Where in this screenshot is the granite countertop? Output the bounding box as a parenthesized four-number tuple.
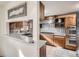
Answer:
(41, 32, 54, 34)
(5, 34, 46, 48)
(41, 31, 66, 36)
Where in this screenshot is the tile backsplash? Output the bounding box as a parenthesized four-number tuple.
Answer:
(41, 23, 65, 35)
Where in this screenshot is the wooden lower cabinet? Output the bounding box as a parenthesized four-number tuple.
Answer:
(40, 34, 65, 48)
(65, 45, 77, 51)
(40, 34, 46, 40)
(40, 34, 77, 51)
(40, 34, 54, 46)
(54, 35, 65, 48)
(40, 45, 46, 57)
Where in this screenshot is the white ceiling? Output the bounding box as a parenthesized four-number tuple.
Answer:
(42, 1, 79, 16)
(0, 1, 9, 6)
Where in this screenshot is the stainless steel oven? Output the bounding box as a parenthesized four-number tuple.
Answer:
(66, 26, 76, 36)
(66, 25, 76, 45)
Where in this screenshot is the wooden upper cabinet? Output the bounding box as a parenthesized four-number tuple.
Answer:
(9, 22, 23, 33)
(40, 2, 45, 21)
(65, 14, 76, 28)
(9, 21, 26, 33)
(16, 22, 23, 29)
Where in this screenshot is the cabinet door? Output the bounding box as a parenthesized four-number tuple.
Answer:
(54, 36, 65, 48)
(16, 22, 23, 29)
(40, 34, 54, 45)
(40, 2, 45, 20)
(40, 45, 46, 57)
(65, 16, 76, 28)
(40, 34, 46, 40)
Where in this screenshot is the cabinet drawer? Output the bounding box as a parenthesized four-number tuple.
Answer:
(65, 45, 77, 51)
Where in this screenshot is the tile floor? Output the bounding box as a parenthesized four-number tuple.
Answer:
(46, 45, 77, 57)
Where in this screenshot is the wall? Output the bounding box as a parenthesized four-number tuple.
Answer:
(1, 1, 39, 41)
(0, 1, 39, 57)
(0, 5, 7, 34)
(0, 5, 7, 56)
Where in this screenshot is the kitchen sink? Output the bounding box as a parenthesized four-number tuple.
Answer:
(22, 33, 32, 37)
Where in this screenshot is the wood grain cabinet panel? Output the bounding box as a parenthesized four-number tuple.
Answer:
(16, 22, 23, 29)
(40, 34, 46, 40)
(65, 15, 76, 28)
(54, 35, 65, 48)
(65, 45, 77, 51)
(40, 45, 46, 57)
(40, 2, 45, 21)
(40, 34, 54, 45)
(40, 34, 66, 48)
